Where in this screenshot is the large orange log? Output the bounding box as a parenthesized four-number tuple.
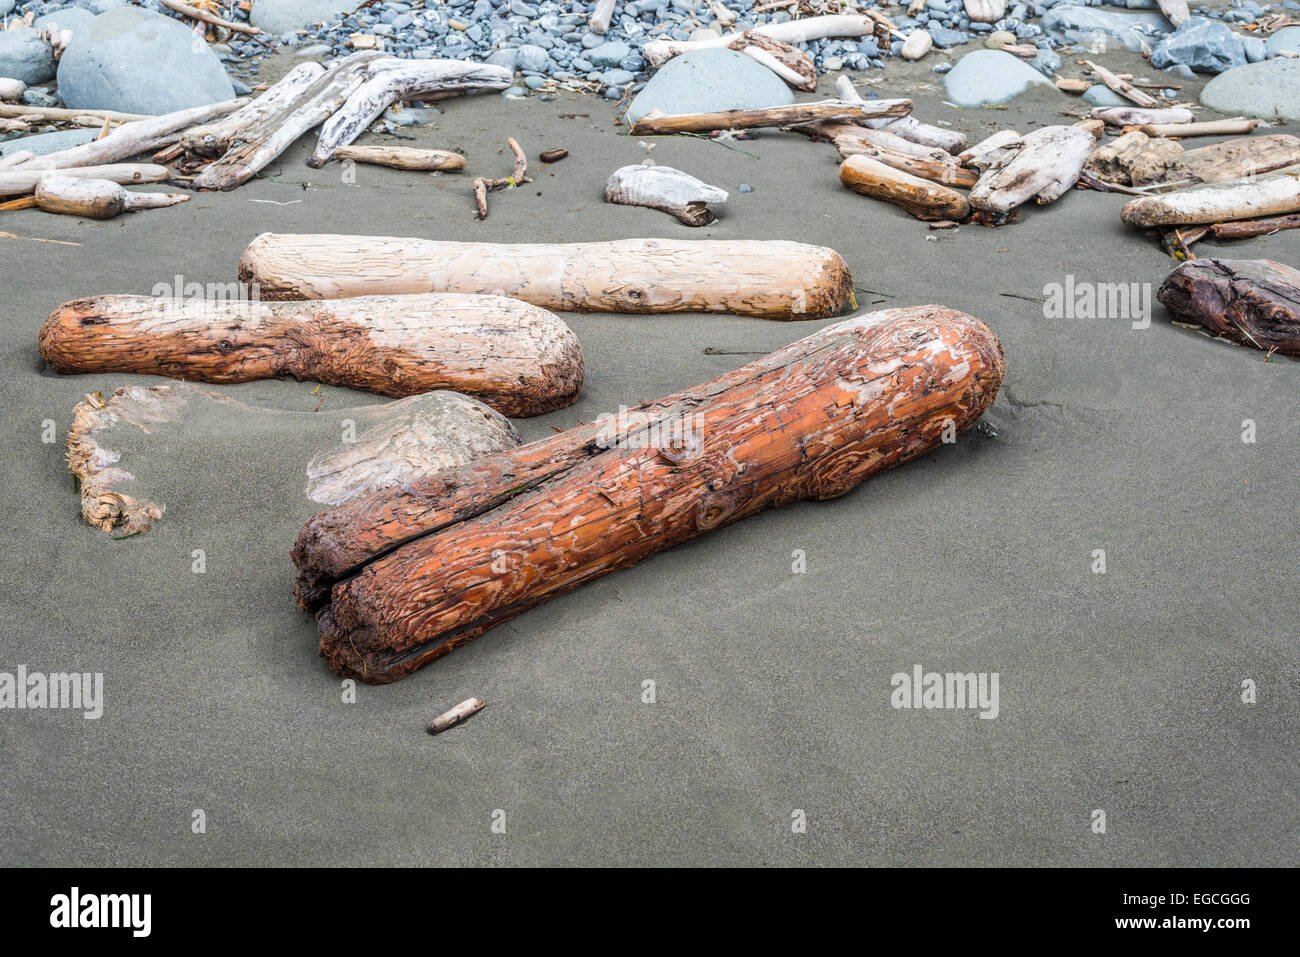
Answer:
(293, 305, 1005, 683)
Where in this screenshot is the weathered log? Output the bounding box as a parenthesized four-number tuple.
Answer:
(726, 32, 816, 91)
(0, 78, 25, 102)
(605, 163, 728, 225)
(629, 98, 911, 135)
(816, 121, 957, 164)
(1157, 258, 1300, 354)
(901, 29, 933, 60)
(18, 100, 244, 172)
(307, 60, 511, 168)
(1121, 166, 1300, 227)
(963, 0, 1006, 23)
(333, 144, 465, 171)
(1170, 135, 1300, 186)
(590, 0, 618, 35)
(0, 162, 170, 198)
(66, 384, 520, 536)
(836, 76, 966, 154)
(826, 131, 976, 187)
(180, 61, 327, 158)
(958, 130, 1022, 170)
(293, 305, 1005, 682)
(1139, 118, 1262, 138)
(1085, 60, 1159, 108)
(39, 293, 583, 417)
(839, 154, 971, 221)
(1090, 105, 1193, 128)
(642, 14, 884, 67)
(238, 234, 855, 319)
(33, 176, 188, 218)
(1209, 213, 1300, 240)
(1084, 130, 1185, 186)
(969, 124, 1098, 215)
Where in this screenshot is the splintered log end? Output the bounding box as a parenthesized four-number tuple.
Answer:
(1157, 258, 1300, 355)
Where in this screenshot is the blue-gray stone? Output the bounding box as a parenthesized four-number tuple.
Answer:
(1241, 36, 1265, 63)
(601, 68, 634, 85)
(22, 87, 59, 107)
(0, 127, 98, 159)
(625, 47, 793, 124)
(524, 74, 546, 89)
(515, 43, 549, 72)
(1028, 48, 1062, 75)
(34, 7, 97, 38)
(509, 1, 539, 16)
(588, 40, 631, 67)
(0, 28, 55, 85)
(0, 0, 13, 15)
(1082, 83, 1129, 106)
(1150, 17, 1245, 73)
(1041, 7, 1172, 53)
(58, 8, 235, 114)
(250, 0, 356, 34)
(943, 48, 1055, 106)
(1265, 26, 1300, 55)
(1200, 57, 1300, 121)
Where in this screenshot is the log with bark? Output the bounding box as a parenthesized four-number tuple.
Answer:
(605, 163, 728, 225)
(839, 154, 971, 220)
(628, 98, 911, 135)
(238, 234, 855, 319)
(1208, 213, 1300, 240)
(33, 176, 189, 218)
(292, 305, 1006, 682)
(1121, 166, 1300, 227)
(180, 62, 327, 157)
(969, 124, 1098, 215)
(1139, 118, 1262, 139)
(1090, 106, 1195, 128)
(837, 77, 966, 154)
(823, 127, 976, 188)
(0, 162, 170, 198)
(333, 144, 466, 171)
(1157, 258, 1300, 354)
(66, 384, 521, 536)
(39, 293, 584, 417)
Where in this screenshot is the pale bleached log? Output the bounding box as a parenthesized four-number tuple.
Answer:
(65, 384, 521, 536)
(0, 149, 35, 170)
(839, 154, 971, 221)
(643, 14, 886, 67)
(728, 32, 816, 91)
(238, 234, 855, 320)
(963, 0, 1006, 23)
(19, 99, 244, 172)
(590, 0, 618, 35)
(1091, 106, 1195, 128)
(1157, 135, 1300, 188)
(901, 30, 933, 61)
(0, 78, 24, 102)
(1084, 130, 1184, 186)
(181, 62, 327, 158)
(1157, 0, 1190, 27)
(1140, 118, 1262, 138)
(40, 293, 583, 417)
(0, 162, 170, 197)
(605, 164, 728, 226)
(34, 176, 188, 218)
(630, 98, 910, 134)
(958, 130, 1022, 170)
(427, 698, 486, 734)
(817, 121, 958, 165)
(0, 103, 152, 124)
(970, 124, 1098, 215)
(334, 144, 465, 171)
(307, 60, 511, 168)
(1121, 166, 1300, 227)
(837, 76, 966, 154)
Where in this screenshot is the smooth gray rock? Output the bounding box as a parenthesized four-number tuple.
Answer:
(34, 7, 97, 37)
(57, 8, 235, 115)
(1150, 17, 1245, 74)
(588, 41, 631, 68)
(250, 0, 355, 34)
(0, 127, 98, 160)
(625, 48, 793, 124)
(0, 28, 55, 85)
(942, 49, 1054, 107)
(1041, 7, 1172, 53)
(0, 0, 13, 16)
(1082, 83, 1129, 106)
(1265, 26, 1300, 55)
(1200, 57, 1300, 121)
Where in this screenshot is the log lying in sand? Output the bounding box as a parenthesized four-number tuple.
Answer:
(629, 98, 911, 135)
(428, 697, 486, 735)
(1168, 135, 1300, 187)
(180, 62, 327, 158)
(970, 124, 1098, 215)
(605, 163, 728, 225)
(0, 162, 170, 198)
(1085, 130, 1185, 186)
(1157, 258, 1300, 354)
(1091, 106, 1194, 129)
(66, 384, 521, 536)
(1121, 166, 1300, 227)
(238, 234, 854, 319)
(39, 294, 583, 417)
(643, 14, 886, 67)
(293, 305, 1005, 682)
(817, 121, 957, 164)
(34, 176, 188, 218)
(836, 75, 966, 154)
(307, 59, 511, 168)
(0, 103, 152, 124)
(839, 154, 971, 220)
(334, 144, 466, 171)
(1139, 118, 1262, 139)
(958, 130, 1022, 170)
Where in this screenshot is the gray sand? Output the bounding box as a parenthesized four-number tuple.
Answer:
(1, 59, 1297, 866)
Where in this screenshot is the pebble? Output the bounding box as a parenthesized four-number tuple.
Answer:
(737, 183, 752, 193)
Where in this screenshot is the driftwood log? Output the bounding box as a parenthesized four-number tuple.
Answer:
(970, 124, 1098, 215)
(958, 130, 1021, 170)
(1157, 258, 1300, 355)
(629, 98, 911, 135)
(642, 14, 886, 67)
(1121, 166, 1300, 227)
(725, 32, 817, 91)
(1085, 60, 1158, 108)
(33, 176, 188, 218)
(605, 163, 728, 225)
(590, 0, 618, 35)
(829, 134, 977, 188)
(293, 305, 1005, 682)
(39, 294, 583, 417)
(1089, 133, 1300, 189)
(1209, 214, 1300, 240)
(1091, 106, 1194, 128)
(839, 154, 972, 220)
(837, 76, 966, 155)
(0, 78, 24, 102)
(180, 62, 327, 157)
(0, 163, 170, 198)
(238, 234, 854, 319)
(1139, 118, 1262, 139)
(66, 384, 520, 536)
(333, 145, 466, 171)
(0, 103, 152, 124)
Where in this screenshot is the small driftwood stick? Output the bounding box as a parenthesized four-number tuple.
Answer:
(1121, 166, 1300, 227)
(839, 154, 971, 221)
(630, 98, 911, 135)
(1091, 106, 1194, 128)
(238, 234, 854, 319)
(590, 0, 618, 34)
(293, 306, 1005, 682)
(643, 14, 884, 67)
(33, 176, 188, 218)
(727, 32, 816, 90)
(427, 698, 486, 735)
(40, 293, 583, 417)
(181, 61, 326, 157)
(1085, 61, 1159, 109)
(334, 144, 465, 171)
(0, 103, 152, 124)
(0, 163, 170, 198)
(605, 163, 728, 225)
(1157, 258, 1300, 354)
(473, 136, 528, 220)
(1209, 213, 1300, 240)
(1140, 118, 1262, 138)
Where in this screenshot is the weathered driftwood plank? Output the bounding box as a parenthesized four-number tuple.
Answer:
(180, 61, 327, 157)
(835, 77, 965, 154)
(238, 234, 854, 319)
(1209, 213, 1300, 240)
(1157, 258, 1300, 354)
(1085, 60, 1159, 108)
(66, 384, 521, 536)
(1085, 130, 1185, 186)
(958, 130, 1022, 170)
(629, 98, 911, 135)
(816, 121, 957, 164)
(840, 155, 971, 220)
(1090, 106, 1194, 128)
(0, 162, 170, 198)
(1139, 118, 1262, 139)
(1121, 166, 1300, 227)
(39, 293, 583, 417)
(333, 145, 465, 171)
(293, 305, 1005, 682)
(605, 164, 728, 225)
(590, 0, 618, 35)
(970, 124, 1098, 215)
(1087, 133, 1300, 188)
(34, 176, 188, 218)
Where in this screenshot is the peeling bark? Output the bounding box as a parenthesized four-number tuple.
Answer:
(1157, 258, 1300, 354)
(293, 306, 1005, 682)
